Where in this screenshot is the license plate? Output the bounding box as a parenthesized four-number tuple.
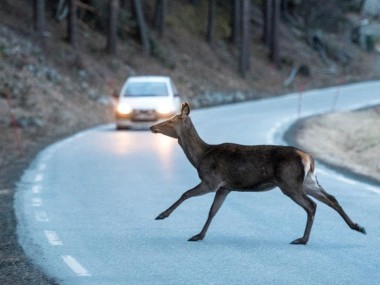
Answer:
(133, 110, 156, 121)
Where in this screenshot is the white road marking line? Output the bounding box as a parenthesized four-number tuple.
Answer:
(32, 197, 42, 207)
(32, 185, 41, 194)
(34, 173, 44, 183)
(316, 168, 329, 176)
(365, 186, 380, 194)
(266, 117, 294, 145)
(336, 175, 358, 185)
(62, 255, 91, 277)
(44, 230, 63, 246)
(318, 168, 380, 195)
(35, 210, 49, 222)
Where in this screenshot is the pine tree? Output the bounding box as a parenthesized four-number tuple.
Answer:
(132, 0, 150, 55)
(67, 0, 77, 47)
(154, 0, 167, 37)
(239, 0, 250, 77)
(269, 0, 280, 67)
(33, 0, 45, 37)
(107, 0, 119, 55)
(206, 0, 216, 43)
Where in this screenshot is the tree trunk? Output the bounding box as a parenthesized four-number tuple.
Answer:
(264, 0, 273, 47)
(120, 0, 128, 8)
(270, 0, 280, 67)
(107, 0, 119, 55)
(231, 0, 241, 46)
(206, 0, 216, 43)
(154, 0, 166, 37)
(239, 0, 250, 77)
(132, 0, 150, 55)
(281, 0, 288, 17)
(33, 0, 45, 36)
(189, 0, 200, 5)
(67, 0, 77, 47)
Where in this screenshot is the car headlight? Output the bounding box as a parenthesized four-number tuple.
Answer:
(157, 104, 175, 115)
(117, 103, 132, 115)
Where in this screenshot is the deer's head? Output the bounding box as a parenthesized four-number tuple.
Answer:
(150, 103, 190, 139)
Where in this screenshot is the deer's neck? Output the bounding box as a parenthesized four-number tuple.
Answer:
(178, 118, 209, 168)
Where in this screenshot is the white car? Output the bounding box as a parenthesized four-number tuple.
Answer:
(115, 76, 181, 129)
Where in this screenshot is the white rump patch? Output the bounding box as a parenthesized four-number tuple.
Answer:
(304, 172, 319, 189)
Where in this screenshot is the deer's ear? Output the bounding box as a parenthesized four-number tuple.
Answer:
(181, 102, 190, 116)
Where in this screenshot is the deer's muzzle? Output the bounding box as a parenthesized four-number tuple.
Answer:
(150, 125, 159, 133)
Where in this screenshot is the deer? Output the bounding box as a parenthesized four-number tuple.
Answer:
(150, 103, 366, 244)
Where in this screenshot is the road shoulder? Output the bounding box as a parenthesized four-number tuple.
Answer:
(286, 106, 380, 185)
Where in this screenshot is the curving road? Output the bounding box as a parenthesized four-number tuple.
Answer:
(16, 81, 380, 285)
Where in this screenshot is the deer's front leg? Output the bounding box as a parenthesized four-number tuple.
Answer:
(155, 182, 211, 220)
(188, 189, 230, 241)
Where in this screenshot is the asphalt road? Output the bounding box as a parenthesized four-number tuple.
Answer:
(16, 81, 380, 285)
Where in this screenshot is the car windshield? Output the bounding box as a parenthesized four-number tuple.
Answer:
(124, 82, 169, 97)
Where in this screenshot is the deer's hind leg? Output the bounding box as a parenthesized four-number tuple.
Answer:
(279, 181, 317, 245)
(303, 173, 366, 234)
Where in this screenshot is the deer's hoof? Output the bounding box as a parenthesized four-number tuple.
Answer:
(188, 234, 203, 242)
(155, 213, 168, 220)
(354, 224, 366, 235)
(290, 238, 308, 245)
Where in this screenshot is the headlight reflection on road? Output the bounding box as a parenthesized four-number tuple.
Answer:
(110, 129, 176, 173)
(108, 127, 178, 178)
(111, 131, 138, 156)
(152, 134, 176, 171)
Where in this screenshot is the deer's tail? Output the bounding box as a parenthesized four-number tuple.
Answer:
(296, 150, 320, 188)
(296, 150, 316, 178)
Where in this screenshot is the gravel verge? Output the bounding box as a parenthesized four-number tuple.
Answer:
(288, 106, 380, 186)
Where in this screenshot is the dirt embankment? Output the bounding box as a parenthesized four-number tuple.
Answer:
(294, 106, 380, 184)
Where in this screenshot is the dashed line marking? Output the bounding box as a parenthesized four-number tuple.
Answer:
(35, 210, 49, 222)
(32, 185, 41, 194)
(44, 230, 63, 246)
(34, 173, 44, 183)
(38, 163, 47, 171)
(62, 255, 91, 277)
(32, 197, 42, 207)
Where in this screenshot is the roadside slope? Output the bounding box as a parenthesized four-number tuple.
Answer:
(293, 106, 380, 184)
